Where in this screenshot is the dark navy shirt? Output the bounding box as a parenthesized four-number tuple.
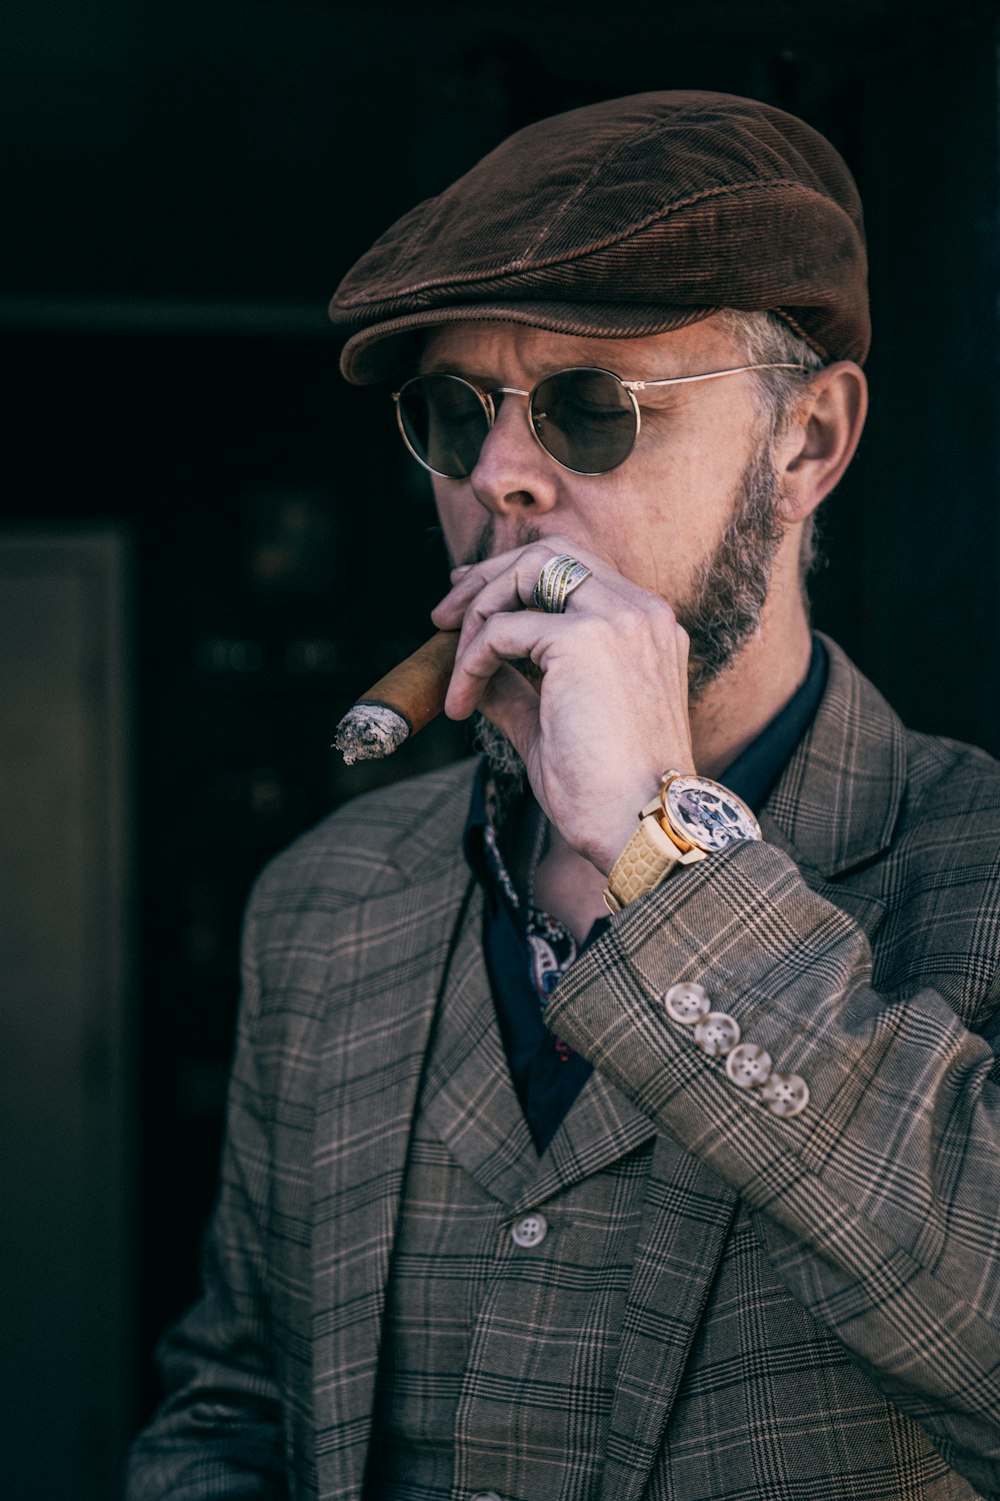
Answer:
(464, 635, 828, 1153)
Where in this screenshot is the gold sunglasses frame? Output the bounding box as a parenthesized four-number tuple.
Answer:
(392, 363, 810, 479)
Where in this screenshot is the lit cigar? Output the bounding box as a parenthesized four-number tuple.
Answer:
(333, 630, 460, 764)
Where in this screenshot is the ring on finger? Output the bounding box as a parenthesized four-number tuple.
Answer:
(531, 554, 592, 613)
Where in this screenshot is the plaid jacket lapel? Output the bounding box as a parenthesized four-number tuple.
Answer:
(759, 633, 907, 879)
(310, 767, 478, 1501)
(421, 878, 659, 1207)
(420, 880, 541, 1203)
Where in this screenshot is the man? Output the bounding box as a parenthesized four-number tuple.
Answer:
(127, 92, 1000, 1500)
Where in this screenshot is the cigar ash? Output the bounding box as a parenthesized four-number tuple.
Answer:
(333, 701, 412, 764)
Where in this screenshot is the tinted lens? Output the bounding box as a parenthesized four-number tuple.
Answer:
(530, 368, 637, 474)
(396, 374, 489, 479)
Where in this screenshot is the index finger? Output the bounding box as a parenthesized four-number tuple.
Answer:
(432, 536, 630, 632)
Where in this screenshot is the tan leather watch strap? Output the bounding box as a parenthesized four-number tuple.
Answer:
(604, 797, 706, 913)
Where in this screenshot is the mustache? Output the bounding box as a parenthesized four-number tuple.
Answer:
(461, 516, 542, 568)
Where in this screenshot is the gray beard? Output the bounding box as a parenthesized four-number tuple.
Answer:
(675, 436, 783, 699)
(463, 438, 783, 791)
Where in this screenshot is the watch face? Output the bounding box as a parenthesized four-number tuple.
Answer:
(664, 775, 761, 852)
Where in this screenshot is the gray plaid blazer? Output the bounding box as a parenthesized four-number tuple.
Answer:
(126, 638, 1000, 1501)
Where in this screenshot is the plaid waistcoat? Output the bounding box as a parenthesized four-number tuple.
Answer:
(365, 880, 656, 1501)
(126, 637, 1000, 1501)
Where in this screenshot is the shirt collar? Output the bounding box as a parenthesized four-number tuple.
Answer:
(719, 633, 827, 810)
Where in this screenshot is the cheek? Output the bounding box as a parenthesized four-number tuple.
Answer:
(604, 450, 744, 595)
(636, 424, 750, 536)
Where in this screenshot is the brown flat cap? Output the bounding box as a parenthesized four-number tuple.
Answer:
(331, 90, 869, 384)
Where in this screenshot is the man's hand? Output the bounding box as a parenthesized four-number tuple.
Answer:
(430, 536, 696, 875)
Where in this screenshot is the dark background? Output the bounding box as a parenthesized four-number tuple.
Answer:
(2, 1, 999, 1494)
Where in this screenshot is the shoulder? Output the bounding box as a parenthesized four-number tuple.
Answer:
(784, 639, 1000, 1014)
(863, 713, 1000, 1018)
(890, 723, 1000, 937)
(804, 635, 1000, 858)
(898, 724, 1000, 848)
(248, 756, 478, 922)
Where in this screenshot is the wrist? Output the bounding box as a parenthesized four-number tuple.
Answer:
(590, 766, 693, 875)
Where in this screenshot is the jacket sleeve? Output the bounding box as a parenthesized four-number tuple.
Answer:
(125, 898, 289, 1500)
(544, 836, 1000, 1501)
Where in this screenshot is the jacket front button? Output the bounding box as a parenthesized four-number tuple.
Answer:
(511, 1212, 548, 1248)
(470, 1493, 503, 1501)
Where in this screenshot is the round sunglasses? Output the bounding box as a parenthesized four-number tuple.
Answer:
(393, 363, 809, 479)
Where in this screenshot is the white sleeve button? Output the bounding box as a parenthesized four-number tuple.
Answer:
(725, 1043, 773, 1088)
(761, 1072, 810, 1117)
(693, 1012, 741, 1057)
(664, 981, 710, 1024)
(511, 1212, 548, 1248)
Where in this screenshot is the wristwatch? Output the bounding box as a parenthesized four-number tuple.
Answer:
(603, 770, 761, 913)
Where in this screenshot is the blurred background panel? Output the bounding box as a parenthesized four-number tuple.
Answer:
(0, 531, 135, 1500)
(1, 1, 998, 1494)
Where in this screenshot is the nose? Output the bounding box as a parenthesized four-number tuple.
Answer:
(468, 388, 561, 518)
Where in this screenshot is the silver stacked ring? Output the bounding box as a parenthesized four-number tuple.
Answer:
(531, 554, 592, 613)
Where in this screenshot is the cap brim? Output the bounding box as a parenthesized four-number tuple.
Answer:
(336, 301, 718, 385)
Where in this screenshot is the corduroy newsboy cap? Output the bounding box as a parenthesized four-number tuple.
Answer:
(330, 90, 869, 384)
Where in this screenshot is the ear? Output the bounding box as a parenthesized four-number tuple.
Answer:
(774, 361, 868, 522)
